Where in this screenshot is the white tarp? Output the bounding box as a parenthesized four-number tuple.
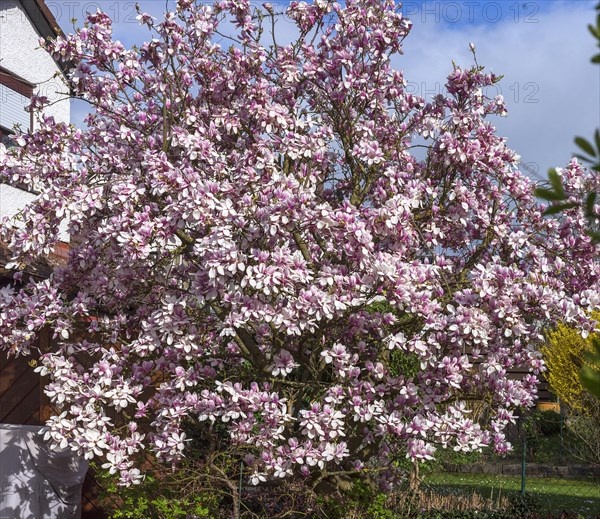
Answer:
(0, 424, 88, 519)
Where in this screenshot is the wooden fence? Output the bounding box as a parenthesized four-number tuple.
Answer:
(0, 334, 106, 518)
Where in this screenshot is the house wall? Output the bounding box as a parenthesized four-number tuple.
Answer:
(0, 183, 70, 240)
(0, 0, 70, 127)
(0, 183, 36, 218)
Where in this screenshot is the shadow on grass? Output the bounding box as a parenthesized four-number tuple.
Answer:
(422, 473, 600, 518)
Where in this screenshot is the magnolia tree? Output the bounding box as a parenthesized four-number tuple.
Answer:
(1, 0, 600, 501)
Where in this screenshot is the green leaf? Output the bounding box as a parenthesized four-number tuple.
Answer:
(594, 129, 600, 153)
(585, 229, 600, 244)
(547, 168, 566, 195)
(535, 187, 567, 201)
(573, 154, 595, 164)
(589, 22, 600, 39)
(575, 136, 597, 156)
(585, 192, 597, 216)
(580, 365, 600, 399)
(543, 202, 579, 215)
(592, 54, 600, 64)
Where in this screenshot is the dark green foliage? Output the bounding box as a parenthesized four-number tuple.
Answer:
(523, 410, 561, 440)
(572, 131, 600, 172)
(426, 445, 485, 471)
(537, 411, 563, 437)
(389, 349, 420, 379)
(581, 337, 600, 399)
(521, 410, 564, 462)
(93, 463, 215, 519)
(590, 2, 600, 63)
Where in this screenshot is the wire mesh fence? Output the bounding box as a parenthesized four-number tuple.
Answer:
(419, 406, 600, 518)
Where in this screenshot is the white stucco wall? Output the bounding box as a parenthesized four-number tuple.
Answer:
(0, 0, 70, 127)
(0, 182, 36, 219)
(0, 182, 69, 241)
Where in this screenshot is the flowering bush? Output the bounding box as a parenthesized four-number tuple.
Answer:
(1, 0, 599, 506)
(542, 314, 600, 415)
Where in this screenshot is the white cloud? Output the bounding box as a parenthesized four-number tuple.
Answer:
(393, 0, 599, 181)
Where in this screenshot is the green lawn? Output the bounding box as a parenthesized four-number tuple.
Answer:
(422, 473, 600, 518)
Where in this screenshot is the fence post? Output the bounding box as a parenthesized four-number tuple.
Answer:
(521, 435, 527, 496)
(559, 400, 564, 462)
(237, 461, 243, 519)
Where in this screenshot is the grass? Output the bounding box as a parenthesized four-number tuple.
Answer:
(422, 473, 600, 518)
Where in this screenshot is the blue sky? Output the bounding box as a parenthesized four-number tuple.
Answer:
(399, 1, 563, 27)
(45, 0, 600, 183)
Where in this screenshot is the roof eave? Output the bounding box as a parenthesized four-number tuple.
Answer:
(19, 0, 74, 77)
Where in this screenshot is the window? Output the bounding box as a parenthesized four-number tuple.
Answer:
(0, 67, 34, 136)
(0, 126, 15, 148)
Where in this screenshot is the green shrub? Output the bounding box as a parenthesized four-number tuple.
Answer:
(537, 411, 563, 436)
(524, 410, 562, 438)
(93, 462, 216, 519)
